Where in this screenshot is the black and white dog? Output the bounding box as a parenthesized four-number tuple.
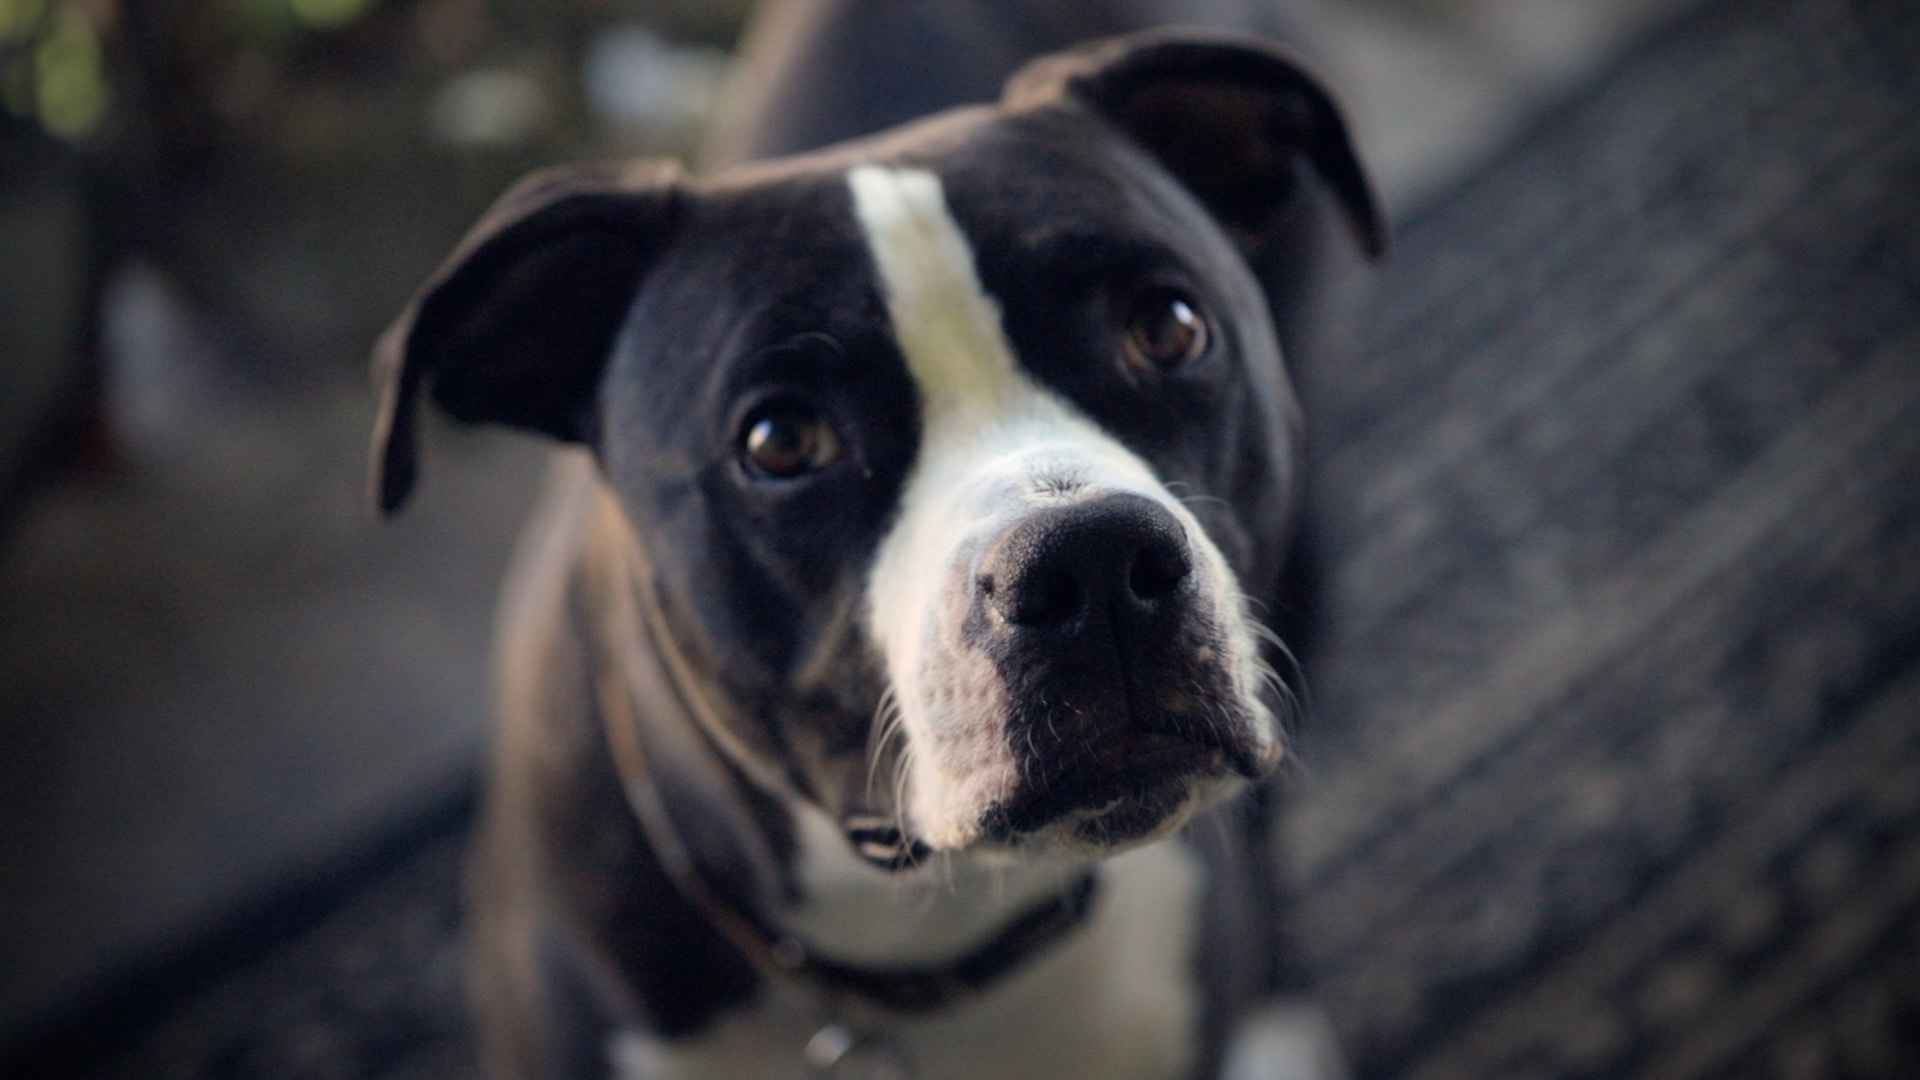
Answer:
(372, 5, 1381, 1077)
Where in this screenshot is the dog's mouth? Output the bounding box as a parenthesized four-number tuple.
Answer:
(978, 723, 1253, 849)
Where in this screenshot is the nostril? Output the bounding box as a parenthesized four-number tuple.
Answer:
(1127, 539, 1190, 603)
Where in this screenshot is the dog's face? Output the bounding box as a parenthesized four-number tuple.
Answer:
(372, 31, 1382, 861)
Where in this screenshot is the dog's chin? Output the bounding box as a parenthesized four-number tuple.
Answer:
(970, 741, 1251, 858)
(1001, 781, 1213, 856)
(895, 693, 1283, 859)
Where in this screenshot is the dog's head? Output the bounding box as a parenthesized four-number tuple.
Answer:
(372, 31, 1382, 860)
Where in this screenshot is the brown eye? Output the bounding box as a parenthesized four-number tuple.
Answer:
(740, 402, 842, 479)
(1122, 291, 1209, 374)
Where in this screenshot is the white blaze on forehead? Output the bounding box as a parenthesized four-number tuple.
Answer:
(847, 164, 1023, 423)
(846, 164, 1159, 485)
(848, 164, 1276, 850)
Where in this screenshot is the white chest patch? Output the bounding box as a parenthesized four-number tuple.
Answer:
(784, 801, 1084, 966)
(848, 164, 1277, 852)
(608, 835, 1207, 1080)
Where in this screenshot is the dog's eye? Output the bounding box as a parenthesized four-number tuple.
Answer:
(740, 402, 842, 479)
(1122, 290, 1210, 374)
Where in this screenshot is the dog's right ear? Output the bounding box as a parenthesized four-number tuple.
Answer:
(371, 160, 684, 515)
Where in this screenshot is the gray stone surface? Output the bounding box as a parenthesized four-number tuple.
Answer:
(1280, 0, 1920, 1073)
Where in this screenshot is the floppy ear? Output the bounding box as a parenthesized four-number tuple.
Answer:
(1003, 29, 1386, 262)
(370, 160, 684, 515)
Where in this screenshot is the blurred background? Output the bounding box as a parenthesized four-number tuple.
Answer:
(4, 0, 1916, 1077)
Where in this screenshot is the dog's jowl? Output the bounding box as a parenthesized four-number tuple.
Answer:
(372, 28, 1381, 1080)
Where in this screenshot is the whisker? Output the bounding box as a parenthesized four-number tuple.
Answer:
(864, 684, 904, 797)
(1171, 490, 1232, 512)
(1198, 693, 1229, 753)
(1230, 591, 1311, 759)
(1243, 603, 1310, 716)
(891, 741, 915, 851)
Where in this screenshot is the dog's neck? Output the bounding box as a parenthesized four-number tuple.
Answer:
(784, 799, 1090, 967)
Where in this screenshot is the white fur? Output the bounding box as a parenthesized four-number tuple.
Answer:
(785, 801, 1083, 965)
(849, 163, 1278, 852)
(610, 831, 1207, 1080)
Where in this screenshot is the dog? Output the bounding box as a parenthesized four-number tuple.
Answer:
(370, 14, 1383, 1079)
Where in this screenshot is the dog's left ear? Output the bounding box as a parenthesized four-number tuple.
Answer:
(1004, 29, 1386, 261)
(371, 160, 684, 515)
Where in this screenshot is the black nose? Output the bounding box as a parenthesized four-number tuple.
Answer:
(977, 493, 1193, 634)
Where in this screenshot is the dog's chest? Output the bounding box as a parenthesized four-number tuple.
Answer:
(607, 836, 1207, 1080)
